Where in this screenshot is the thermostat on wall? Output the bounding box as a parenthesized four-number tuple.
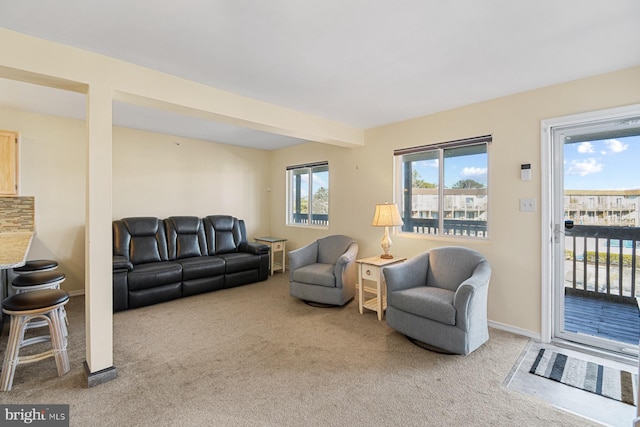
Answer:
(521, 163, 531, 181)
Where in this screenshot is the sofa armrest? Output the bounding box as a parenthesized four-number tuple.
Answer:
(240, 242, 269, 255)
(113, 255, 133, 272)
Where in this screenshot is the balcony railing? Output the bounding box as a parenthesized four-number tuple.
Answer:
(402, 218, 487, 238)
(291, 213, 329, 226)
(564, 224, 640, 301)
(565, 202, 637, 210)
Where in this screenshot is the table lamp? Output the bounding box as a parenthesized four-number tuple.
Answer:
(371, 202, 403, 259)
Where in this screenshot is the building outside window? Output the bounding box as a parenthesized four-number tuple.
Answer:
(286, 161, 329, 227)
(394, 135, 490, 238)
(564, 190, 640, 226)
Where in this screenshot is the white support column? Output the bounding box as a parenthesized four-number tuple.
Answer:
(84, 83, 117, 386)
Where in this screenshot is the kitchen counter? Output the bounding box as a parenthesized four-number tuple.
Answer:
(0, 231, 34, 269)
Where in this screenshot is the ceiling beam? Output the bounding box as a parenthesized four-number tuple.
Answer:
(0, 28, 364, 148)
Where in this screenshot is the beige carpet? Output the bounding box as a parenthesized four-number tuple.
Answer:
(0, 274, 598, 426)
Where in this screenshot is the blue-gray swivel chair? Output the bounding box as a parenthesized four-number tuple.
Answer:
(289, 235, 358, 306)
(383, 246, 491, 355)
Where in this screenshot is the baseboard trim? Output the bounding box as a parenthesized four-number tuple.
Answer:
(84, 362, 117, 388)
(488, 320, 540, 340)
(67, 289, 85, 297)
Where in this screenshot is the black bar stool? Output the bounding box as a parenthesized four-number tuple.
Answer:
(11, 271, 68, 341)
(13, 259, 59, 274)
(1, 289, 70, 391)
(12, 270, 66, 291)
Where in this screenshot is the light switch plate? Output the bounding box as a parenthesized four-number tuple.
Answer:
(519, 198, 536, 212)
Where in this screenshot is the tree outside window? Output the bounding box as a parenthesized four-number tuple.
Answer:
(395, 136, 490, 238)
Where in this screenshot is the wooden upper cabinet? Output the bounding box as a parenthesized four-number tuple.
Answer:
(0, 130, 19, 195)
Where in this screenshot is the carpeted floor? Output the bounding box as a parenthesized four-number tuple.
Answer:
(0, 274, 599, 426)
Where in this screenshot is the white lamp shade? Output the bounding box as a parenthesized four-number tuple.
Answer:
(371, 203, 403, 227)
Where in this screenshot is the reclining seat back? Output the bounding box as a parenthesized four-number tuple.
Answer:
(113, 217, 169, 264)
(203, 215, 264, 288)
(203, 215, 242, 255)
(113, 217, 182, 309)
(166, 216, 225, 296)
(204, 215, 242, 255)
(165, 216, 207, 259)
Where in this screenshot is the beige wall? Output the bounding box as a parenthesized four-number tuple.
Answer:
(112, 126, 271, 234)
(271, 66, 640, 336)
(0, 108, 272, 294)
(0, 108, 86, 292)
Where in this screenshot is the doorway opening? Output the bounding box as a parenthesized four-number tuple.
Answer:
(542, 104, 640, 356)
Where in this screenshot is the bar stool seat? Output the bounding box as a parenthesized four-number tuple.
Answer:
(1, 289, 70, 391)
(10, 271, 68, 340)
(12, 271, 66, 291)
(13, 259, 59, 274)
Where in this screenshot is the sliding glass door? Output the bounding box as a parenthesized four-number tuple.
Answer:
(551, 108, 640, 355)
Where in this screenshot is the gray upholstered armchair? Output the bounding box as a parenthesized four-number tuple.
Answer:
(382, 246, 491, 355)
(289, 235, 359, 306)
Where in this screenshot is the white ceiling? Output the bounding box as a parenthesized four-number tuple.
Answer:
(1, 1, 639, 149)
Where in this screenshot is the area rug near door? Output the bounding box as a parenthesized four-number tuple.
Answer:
(530, 348, 637, 405)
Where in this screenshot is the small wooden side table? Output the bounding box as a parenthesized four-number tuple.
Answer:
(357, 256, 406, 320)
(254, 237, 287, 276)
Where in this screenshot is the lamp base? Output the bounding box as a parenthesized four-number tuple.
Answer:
(379, 226, 394, 260)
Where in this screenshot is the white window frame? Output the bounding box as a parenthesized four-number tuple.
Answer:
(394, 135, 491, 239)
(286, 161, 329, 228)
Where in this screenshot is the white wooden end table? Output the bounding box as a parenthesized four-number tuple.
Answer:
(357, 256, 406, 320)
(254, 237, 287, 276)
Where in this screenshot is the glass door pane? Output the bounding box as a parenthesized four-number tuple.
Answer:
(555, 114, 640, 355)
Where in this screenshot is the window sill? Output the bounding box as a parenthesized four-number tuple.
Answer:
(286, 223, 329, 231)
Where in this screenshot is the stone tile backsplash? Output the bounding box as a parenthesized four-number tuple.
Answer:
(0, 196, 35, 231)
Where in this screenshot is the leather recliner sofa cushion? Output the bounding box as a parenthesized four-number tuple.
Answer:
(166, 216, 207, 259)
(114, 217, 183, 292)
(178, 256, 226, 280)
(204, 215, 242, 255)
(127, 261, 183, 291)
(217, 252, 262, 274)
(117, 217, 170, 265)
(166, 216, 227, 280)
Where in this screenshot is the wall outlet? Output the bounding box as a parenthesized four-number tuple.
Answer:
(519, 198, 536, 212)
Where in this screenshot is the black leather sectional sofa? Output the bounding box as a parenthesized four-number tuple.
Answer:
(112, 215, 269, 312)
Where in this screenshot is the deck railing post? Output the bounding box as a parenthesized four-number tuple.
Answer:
(594, 238, 599, 293)
(582, 236, 588, 291)
(566, 225, 640, 299)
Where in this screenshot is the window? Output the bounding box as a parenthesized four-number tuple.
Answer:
(394, 135, 490, 238)
(286, 161, 329, 227)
